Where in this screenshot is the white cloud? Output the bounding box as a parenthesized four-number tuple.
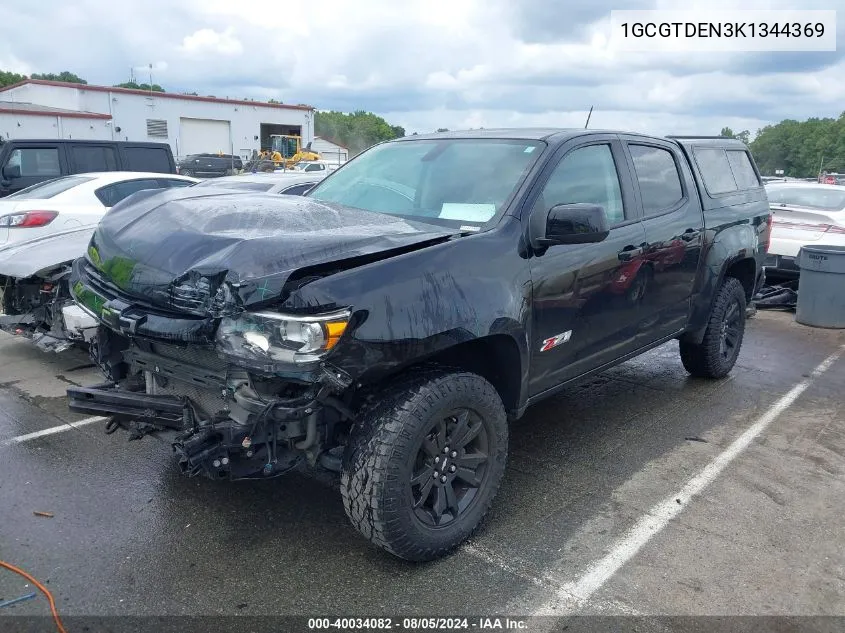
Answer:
(1, 0, 843, 134)
(179, 28, 243, 56)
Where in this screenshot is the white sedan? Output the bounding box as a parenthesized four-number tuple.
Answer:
(0, 171, 197, 351)
(765, 182, 845, 275)
(0, 171, 198, 248)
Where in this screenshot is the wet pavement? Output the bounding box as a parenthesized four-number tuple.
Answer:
(0, 310, 843, 630)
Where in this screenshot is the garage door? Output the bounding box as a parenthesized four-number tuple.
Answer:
(179, 118, 231, 156)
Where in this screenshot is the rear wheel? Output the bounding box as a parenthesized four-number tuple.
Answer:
(680, 277, 747, 378)
(341, 369, 508, 561)
(180, 169, 194, 177)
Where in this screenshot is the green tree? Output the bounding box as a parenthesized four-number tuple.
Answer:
(315, 110, 405, 155)
(748, 114, 845, 177)
(30, 71, 87, 84)
(0, 70, 26, 87)
(268, 98, 282, 104)
(436, 127, 449, 132)
(114, 81, 165, 92)
(720, 126, 750, 144)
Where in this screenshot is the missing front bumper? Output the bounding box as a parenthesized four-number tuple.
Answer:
(67, 383, 185, 428)
(66, 379, 321, 479)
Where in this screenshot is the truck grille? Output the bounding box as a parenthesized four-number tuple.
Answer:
(150, 343, 226, 372)
(146, 373, 228, 419)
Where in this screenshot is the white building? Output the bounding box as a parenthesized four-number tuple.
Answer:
(312, 136, 349, 165)
(0, 79, 315, 161)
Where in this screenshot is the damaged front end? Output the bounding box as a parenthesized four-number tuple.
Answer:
(0, 267, 97, 352)
(67, 257, 357, 480)
(65, 189, 457, 480)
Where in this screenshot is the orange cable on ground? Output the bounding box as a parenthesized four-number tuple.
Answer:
(0, 559, 68, 633)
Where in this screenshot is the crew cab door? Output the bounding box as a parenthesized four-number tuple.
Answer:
(526, 135, 647, 397)
(618, 136, 705, 337)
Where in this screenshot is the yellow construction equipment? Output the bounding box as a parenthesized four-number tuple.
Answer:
(269, 135, 320, 169)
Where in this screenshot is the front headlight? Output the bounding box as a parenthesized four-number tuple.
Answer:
(215, 308, 351, 365)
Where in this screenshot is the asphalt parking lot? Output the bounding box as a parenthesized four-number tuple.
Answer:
(1, 310, 844, 632)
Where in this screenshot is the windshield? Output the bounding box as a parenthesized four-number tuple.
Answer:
(766, 185, 845, 211)
(7, 175, 94, 200)
(192, 180, 274, 191)
(271, 136, 299, 157)
(307, 138, 544, 225)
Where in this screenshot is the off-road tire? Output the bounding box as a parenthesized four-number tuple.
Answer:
(680, 277, 747, 378)
(341, 368, 508, 561)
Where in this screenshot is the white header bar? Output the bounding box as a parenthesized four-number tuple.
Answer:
(609, 10, 837, 52)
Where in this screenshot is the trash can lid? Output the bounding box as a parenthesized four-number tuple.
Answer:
(798, 244, 845, 273)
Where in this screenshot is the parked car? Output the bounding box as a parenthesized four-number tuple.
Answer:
(177, 153, 243, 178)
(66, 130, 769, 561)
(191, 172, 325, 195)
(764, 181, 845, 276)
(0, 138, 177, 197)
(0, 172, 197, 350)
(290, 160, 340, 174)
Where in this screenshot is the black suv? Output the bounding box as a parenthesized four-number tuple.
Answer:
(0, 138, 176, 197)
(67, 129, 770, 561)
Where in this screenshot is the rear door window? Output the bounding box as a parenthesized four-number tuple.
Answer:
(121, 147, 171, 173)
(70, 145, 118, 173)
(628, 144, 684, 215)
(95, 178, 164, 207)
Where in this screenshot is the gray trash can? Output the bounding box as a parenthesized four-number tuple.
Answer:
(795, 244, 845, 329)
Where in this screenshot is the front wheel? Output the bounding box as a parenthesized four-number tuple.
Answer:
(679, 277, 747, 378)
(341, 369, 508, 561)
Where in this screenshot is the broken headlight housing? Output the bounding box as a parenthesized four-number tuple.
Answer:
(215, 309, 351, 365)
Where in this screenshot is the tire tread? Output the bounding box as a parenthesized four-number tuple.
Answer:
(680, 277, 747, 378)
(340, 366, 507, 561)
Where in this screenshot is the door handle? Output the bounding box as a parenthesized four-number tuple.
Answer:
(618, 245, 643, 262)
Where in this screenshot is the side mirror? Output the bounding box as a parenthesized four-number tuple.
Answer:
(2, 164, 21, 179)
(530, 203, 610, 249)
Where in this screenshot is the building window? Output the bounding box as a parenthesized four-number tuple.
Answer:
(146, 119, 168, 139)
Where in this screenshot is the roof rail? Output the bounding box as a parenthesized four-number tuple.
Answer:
(665, 135, 734, 140)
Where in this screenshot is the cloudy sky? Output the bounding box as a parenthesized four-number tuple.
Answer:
(1, 0, 842, 137)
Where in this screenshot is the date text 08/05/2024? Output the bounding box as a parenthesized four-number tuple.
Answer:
(307, 617, 528, 630)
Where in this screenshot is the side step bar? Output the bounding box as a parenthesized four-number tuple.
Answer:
(67, 384, 184, 429)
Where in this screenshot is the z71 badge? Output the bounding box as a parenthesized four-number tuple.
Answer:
(540, 330, 572, 352)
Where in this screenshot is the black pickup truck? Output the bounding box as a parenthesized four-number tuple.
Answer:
(177, 153, 242, 178)
(66, 129, 770, 561)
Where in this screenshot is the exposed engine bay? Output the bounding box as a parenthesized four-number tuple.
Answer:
(0, 267, 97, 352)
(68, 326, 356, 480)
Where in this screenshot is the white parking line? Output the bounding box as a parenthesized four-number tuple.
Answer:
(533, 345, 845, 616)
(0, 416, 108, 447)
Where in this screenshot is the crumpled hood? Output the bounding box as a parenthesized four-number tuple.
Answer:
(83, 187, 456, 315)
